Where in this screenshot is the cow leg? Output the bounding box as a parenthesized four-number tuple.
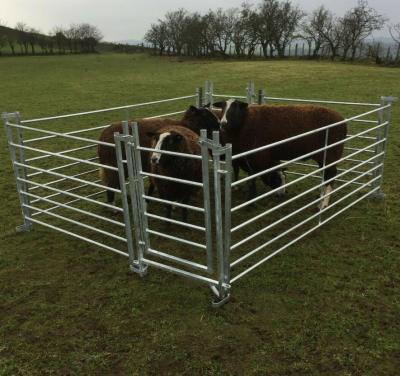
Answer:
(318, 166, 336, 210)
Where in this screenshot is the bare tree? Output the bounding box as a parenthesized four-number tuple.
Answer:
(15, 22, 30, 54)
(389, 23, 400, 61)
(256, 0, 280, 57)
(340, 0, 386, 60)
(52, 27, 67, 53)
(144, 22, 168, 55)
(207, 8, 235, 56)
(164, 9, 187, 55)
(301, 6, 330, 57)
(0, 35, 7, 55)
(271, 1, 305, 57)
(315, 11, 344, 61)
(27, 27, 39, 54)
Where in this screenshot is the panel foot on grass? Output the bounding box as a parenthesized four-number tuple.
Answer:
(129, 262, 148, 277)
(16, 223, 32, 233)
(210, 284, 231, 308)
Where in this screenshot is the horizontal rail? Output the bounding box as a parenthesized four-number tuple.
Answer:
(286, 171, 368, 186)
(147, 248, 208, 271)
(7, 122, 115, 147)
(24, 125, 111, 144)
(146, 229, 206, 250)
(28, 162, 98, 179)
(26, 144, 97, 162)
(230, 164, 381, 250)
(145, 110, 186, 120)
(286, 161, 373, 176)
(346, 134, 376, 140)
(231, 152, 383, 232)
(141, 171, 203, 187)
(263, 96, 381, 107)
(142, 258, 219, 286)
(11, 142, 117, 171)
(345, 147, 374, 154)
(24, 202, 126, 242)
(352, 119, 379, 124)
(230, 186, 380, 283)
(145, 212, 205, 231)
(143, 194, 204, 212)
(29, 169, 99, 191)
(231, 106, 389, 161)
(212, 94, 247, 99)
(20, 187, 124, 227)
(20, 95, 197, 124)
(15, 161, 121, 194)
(31, 178, 100, 203)
(23, 110, 187, 145)
(18, 176, 122, 213)
(137, 146, 202, 160)
(34, 189, 108, 216)
(231, 136, 385, 211)
(26, 216, 129, 257)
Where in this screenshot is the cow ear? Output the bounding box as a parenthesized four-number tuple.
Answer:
(203, 102, 211, 108)
(213, 101, 225, 108)
(188, 105, 198, 113)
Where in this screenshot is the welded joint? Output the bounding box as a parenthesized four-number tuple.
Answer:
(380, 96, 397, 104)
(2, 112, 20, 122)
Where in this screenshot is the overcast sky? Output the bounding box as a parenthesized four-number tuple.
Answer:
(2, 0, 398, 41)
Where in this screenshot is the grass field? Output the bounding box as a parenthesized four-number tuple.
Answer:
(0, 53, 399, 375)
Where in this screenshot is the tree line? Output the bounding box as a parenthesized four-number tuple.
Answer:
(144, 0, 400, 63)
(0, 22, 103, 56)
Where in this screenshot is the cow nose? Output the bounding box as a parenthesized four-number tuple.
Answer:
(151, 156, 158, 164)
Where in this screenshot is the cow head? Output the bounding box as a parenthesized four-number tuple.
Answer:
(213, 99, 248, 133)
(148, 131, 184, 167)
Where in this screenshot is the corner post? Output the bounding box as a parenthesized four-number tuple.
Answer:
(131, 122, 150, 276)
(257, 89, 266, 105)
(114, 122, 137, 270)
(2, 112, 32, 232)
(246, 82, 255, 104)
(204, 80, 214, 107)
(200, 129, 213, 274)
(371, 96, 396, 199)
(196, 87, 203, 108)
(211, 131, 231, 307)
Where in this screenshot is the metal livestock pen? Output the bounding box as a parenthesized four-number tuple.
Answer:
(2, 82, 394, 306)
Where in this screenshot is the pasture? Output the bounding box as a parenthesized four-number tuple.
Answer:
(0, 53, 399, 375)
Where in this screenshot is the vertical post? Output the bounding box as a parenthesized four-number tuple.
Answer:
(318, 128, 330, 220)
(372, 96, 395, 198)
(295, 43, 298, 58)
(132, 123, 151, 263)
(257, 89, 265, 105)
(196, 87, 203, 108)
(205, 80, 214, 107)
(246, 82, 255, 104)
(2, 112, 32, 232)
(386, 47, 391, 62)
(211, 131, 230, 306)
(124, 126, 148, 276)
(200, 129, 213, 274)
(223, 143, 232, 296)
(114, 122, 138, 271)
(302, 43, 305, 57)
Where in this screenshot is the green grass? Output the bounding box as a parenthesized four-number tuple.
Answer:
(0, 53, 399, 375)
